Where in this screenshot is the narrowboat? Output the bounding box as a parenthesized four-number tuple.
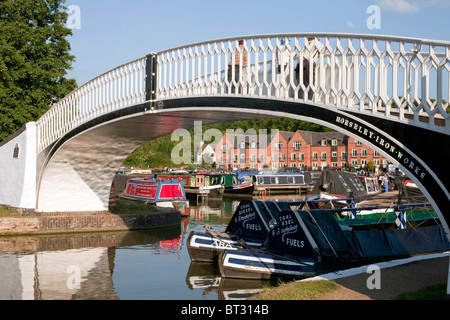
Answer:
(252, 173, 308, 195)
(223, 182, 255, 195)
(309, 170, 380, 202)
(187, 200, 287, 262)
(183, 172, 238, 198)
(188, 198, 441, 266)
(218, 207, 450, 280)
(121, 177, 189, 215)
(223, 171, 255, 195)
(357, 175, 381, 196)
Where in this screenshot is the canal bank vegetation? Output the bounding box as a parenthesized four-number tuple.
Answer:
(251, 280, 339, 300)
(0, 205, 20, 217)
(251, 279, 448, 300)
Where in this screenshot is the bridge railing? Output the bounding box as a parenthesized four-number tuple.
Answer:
(36, 33, 450, 153)
(36, 57, 147, 153)
(157, 33, 450, 131)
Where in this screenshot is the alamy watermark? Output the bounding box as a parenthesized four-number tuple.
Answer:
(170, 121, 281, 168)
(366, 264, 381, 290)
(66, 5, 81, 30)
(367, 5, 381, 30)
(66, 265, 81, 290)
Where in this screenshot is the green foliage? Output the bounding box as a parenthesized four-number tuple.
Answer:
(396, 283, 448, 300)
(0, 0, 77, 141)
(251, 279, 339, 300)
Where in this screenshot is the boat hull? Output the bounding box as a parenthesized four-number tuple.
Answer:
(224, 183, 254, 195)
(187, 231, 263, 263)
(218, 250, 316, 280)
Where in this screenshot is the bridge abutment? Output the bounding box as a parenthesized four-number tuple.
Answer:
(0, 122, 37, 210)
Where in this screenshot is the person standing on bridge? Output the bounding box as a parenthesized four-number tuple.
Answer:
(276, 39, 297, 98)
(228, 40, 248, 94)
(295, 37, 324, 100)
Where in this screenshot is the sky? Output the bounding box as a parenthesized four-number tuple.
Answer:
(65, 0, 450, 86)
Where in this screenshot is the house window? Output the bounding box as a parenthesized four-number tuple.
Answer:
(356, 140, 362, 146)
(250, 141, 257, 149)
(321, 152, 327, 160)
(352, 149, 358, 157)
(331, 139, 338, 146)
(250, 154, 256, 162)
(362, 149, 367, 157)
(341, 152, 347, 160)
(293, 141, 302, 150)
(321, 140, 327, 146)
(240, 141, 245, 149)
(280, 153, 286, 161)
(313, 152, 318, 160)
(299, 153, 305, 161)
(291, 153, 296, 161)
(374, 150, 380, 157)
(331, 151, 337, 158)
(275, 142, 283, 150)
(222, 144, 228, 152)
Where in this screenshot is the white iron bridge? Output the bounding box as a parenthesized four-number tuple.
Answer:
(37, 32, 450, 153)
(0, 33, 449, 229)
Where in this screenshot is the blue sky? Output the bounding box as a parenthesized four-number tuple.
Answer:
(66, 0, 450, 86)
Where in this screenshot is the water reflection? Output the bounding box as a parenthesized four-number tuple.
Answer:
(0, 196, 304, 300)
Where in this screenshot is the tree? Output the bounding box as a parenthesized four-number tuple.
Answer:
(0, 0, 77, 141)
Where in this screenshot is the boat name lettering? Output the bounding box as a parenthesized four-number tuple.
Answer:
(212, 239, 232, 248)
(245, 223, 262, 231)
(335, 115, 426, 180)
(285, 237, 305, 248)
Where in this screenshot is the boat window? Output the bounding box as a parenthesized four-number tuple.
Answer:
(288, 177, 294, 184)
(270, 177, 277, 184)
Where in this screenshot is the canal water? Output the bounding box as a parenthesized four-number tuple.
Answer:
(0, 195, 303, 300)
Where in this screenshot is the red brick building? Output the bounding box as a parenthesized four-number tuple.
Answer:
(211, 130, 389, 171)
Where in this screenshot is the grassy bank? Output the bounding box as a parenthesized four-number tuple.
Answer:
(0, 205, 20, 217)
(251, 280, 339, 300)
(251, 279, 448, 300)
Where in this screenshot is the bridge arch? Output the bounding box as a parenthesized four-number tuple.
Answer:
(35, 96, 449, 237)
